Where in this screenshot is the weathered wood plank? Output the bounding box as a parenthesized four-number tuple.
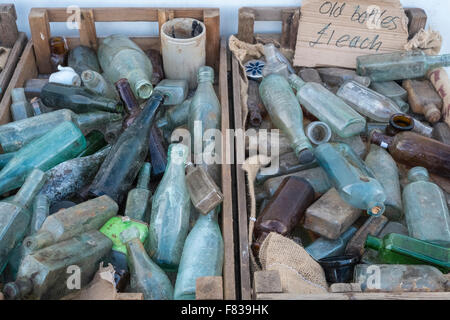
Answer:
(0, 32, 27, 101)
(79, 9, 97, 50)
(237, 8, 255, 44)
(0, 4, 19, 47)
(28, 8, 52, 74)
(204, 9, 220, 72)
(256, 292, 450, 300)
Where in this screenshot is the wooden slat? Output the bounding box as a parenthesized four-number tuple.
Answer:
(28, 8, 52, 74)
(65, 36, 161, 52)
(240, 6, 299, 21)
(0, 32, 27, 101)
(79, 8, 97, 50)
(237, 8, 255, 44)
(257, 292, 450, 300)
(204, 9, 220, 72)
(0, 4, 19, 47)
(404, 7, 427, 39)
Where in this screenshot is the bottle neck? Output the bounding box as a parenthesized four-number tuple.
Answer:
(81, 70, 101, 87)
(288, 74, 306, 92)
(136, 163, 151, 189)
(74, 112, 123, 131)
(13, 169, 47, 209)
(23, 231, 55, 253)
(426, 54, 450, 70)
(115, 78, 140, 113)
(369, 130, 394, 149)
(133, 91, 164, 131)
(365, 235, 382, 251)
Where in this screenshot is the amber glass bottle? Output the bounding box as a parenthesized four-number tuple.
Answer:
(50, 37, 68, 72)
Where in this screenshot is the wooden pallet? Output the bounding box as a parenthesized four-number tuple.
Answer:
(0, 4, 27, 102)
(232, 6, 450, 300)
(0, 7, 235, 300)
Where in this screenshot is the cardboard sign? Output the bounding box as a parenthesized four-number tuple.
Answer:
(294, 0, 409, 69)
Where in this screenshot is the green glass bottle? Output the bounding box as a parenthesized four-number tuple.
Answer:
(356, 50, 450, 82)
(68, 45, 101, 76)
(76, 130, 107, 158)
(98, 34, 153, 99)
(174, 208, 224, 300)
(289, 74, 366, 138)
(148, 143, 191, 272)
(0, 109, 121, 153)
(124, 162, 152, 222)
(0, 121, 86, 195)
(41, 83, 122, 113)
(10, 88, 33, 121)
(365, 233, 450, 274)
(259, 74, 314, 164)
(0, 169, 47, 273)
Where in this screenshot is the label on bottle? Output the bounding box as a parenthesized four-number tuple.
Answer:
(380, 141, 388, 149)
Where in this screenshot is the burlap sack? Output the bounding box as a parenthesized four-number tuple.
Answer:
(259, 232, 328, 294)
(404, 28, 442, 55)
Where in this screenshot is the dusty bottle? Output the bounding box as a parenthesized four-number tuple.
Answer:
(124, 163, 152, 221)
(317, 67, 371, 88)
(403, 167, 450, 245)
(0, 121, 86, 195)
(370, 130, 450, 178)
(145, 49, 165, 85)
(355, 264, 448, 292)
(365, 144, 403, 221)
(0, 109, 121, 153)
(0, 169, 47, 272)
(259, 74, 314, 163)
(122, 227, 173, 300)
(289, 74, 366, 138)
(365, 233, 450, 273)
(155, 79, 188, 106)
(433, 122, 450, 145)
(10, 88, 33, 121)
(189, 66, 222, 183)
(315, 143, 386, 216)
(23, 195, 118, 253)
(299, 68, 323, 84)
(41, 83, 122, 113)
(174, 208, 224, 299)
(157, 98, 191, 131)
(305, 121, 332, 145)
(115, 78, 140, 130)
(76, 130, 107, 158)
(3, 230, 112, 300)
(332, 134, 367, 159)
(87, 92, 164, 203)
(306, 226, 358, 261)
(98, 34, 153, 99)
(67, 45, 101, 76)
(262, 43, 289, 78)
(81, 70, 117, 100)
(370, 81, 409, 113)
(403, 79, 442, 123)
(49, 37, 68, 72)
(252, 176, 315, 254)
(29, 195, 49, 235)
(148, 144, 191, 271)
(39, 146, 111, 204)
(149, 125, 168, 179)
(356, 50, 450, 82)
(185, 162, 223, 215)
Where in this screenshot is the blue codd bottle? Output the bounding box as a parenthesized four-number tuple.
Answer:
(174, 208, 224, 299)
(315, 143, 386, 216)
(148, 143, 190, 271)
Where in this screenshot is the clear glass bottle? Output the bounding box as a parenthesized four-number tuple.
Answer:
(174, 208, 223, 300)
(433, 122, 450, 145)
(155, 79, 188, 106)
(157, 98, 191, 131)
(124, 163, 152, 222)
(148, 143, 191, 271)
(317, 67, 371, 87)
(98, 34, 153, 99)
(81, 70, 117, 100)
(262, 44, 289, 78)
(305, 121, 332, 145)
(10, 88, 33, 121)
(403, 167, 450, 246)
(314, 142, 386, 216)
(289, 74, 366, 138)
(370, 81, 409, 113)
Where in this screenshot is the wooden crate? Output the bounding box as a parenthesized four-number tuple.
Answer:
(1, 7, 235, 300)
(0, 4, 27, 102)
(232, 6, 450, 300)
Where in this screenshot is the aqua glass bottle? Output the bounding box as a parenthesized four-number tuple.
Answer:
(148, 143, 191, 272)
(403, 167, 450, 246)
(289, 74, 366, 138)
(0, 121, 86, 194)
(98, 34, 153, 99)
(306, 226, 357, 261)
(259, 74, 314, 164)
(10, 88, 33, 121)
(365, 233, 450, 274)
(68, 45, 101, 76)
(262, 44, 289, 78)
(124, 162, 152, 222)
(174, 208, 224, 299)
(315, 142, 386, 216)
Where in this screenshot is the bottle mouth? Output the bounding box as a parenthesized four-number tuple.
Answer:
(367, 203, 385, 216)
(306, 122, 332, 145)
(136, 81, 153, 99)
(197, 66, 215, 83)
(389, 113, 414, 131)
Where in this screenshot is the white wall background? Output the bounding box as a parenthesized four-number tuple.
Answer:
(8, 0, 450, 55)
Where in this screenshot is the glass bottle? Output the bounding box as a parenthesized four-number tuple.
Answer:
(403, 79, 442, 123)
(0, 169, 47, 272)
(157, 98, 191, 131)
(81, 70, 117, 100)
(259, 74, 314, 163)
(252, 176, 315, 254)
(3, 230, 112, 300)
(356, 50, 450, 82)
(433, 122, 450, 145)
(67, 45, 100, 76)
(365, 233, 450, 273)
(385, 114, 414, 136)
(115, 78, 141, 130)
(124, 162, 152, 221)
(305, 121, 332, 145)
(370, 130, 450, 178)
(87, 92, 164, 203)
(0, 109, 121, 153)
(30, 97, 46, 116)
(314, 142, 386, 216)
(262, 43, 289, 78)
(174, 208, 224, 300)
(403, 167, 450, 245)
(317, 67, 371, 87)
(98, 34, 153, 99)
(23, 195, 118, 253)
(10, 88, 33, 121)
(41, 83, 122, 113)
(149, 125, 168, 179)
(122, 227, 173, 300)
(76, 130, 107, 158)
(365, 144, 402, 221)
(145, 49, 165, 85)
(306, 226, 358, 261)
(0, 121, 86, 195)
(29, 195, 49, 235)
(49, 36, 68, 72)
(155, 79, 188, 106)
(185, 162, 223, 215)
(148, 143, 191, 271)
(0, 152, 14, 170)
(370, 81, 409, 113)
(289, 74, 366, 139)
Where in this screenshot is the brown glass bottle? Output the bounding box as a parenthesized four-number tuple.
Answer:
(385, 114, 415, 136)
(370, 130, 450, 178)
(115, 78, 141, 130)
(50, 37, 68, 72)
(252, 176, 315, 255)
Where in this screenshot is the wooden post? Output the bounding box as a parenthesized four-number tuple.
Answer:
(237, 8, 255, 44)
(405, 8, 427, 39)
(79, 9, 97, 50)
(204, 8, 220, 73)
(28, 8, 52, 74)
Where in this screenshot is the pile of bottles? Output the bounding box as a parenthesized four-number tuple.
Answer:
(249, 43, 450, 292)
(0, 33, 224, 300)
